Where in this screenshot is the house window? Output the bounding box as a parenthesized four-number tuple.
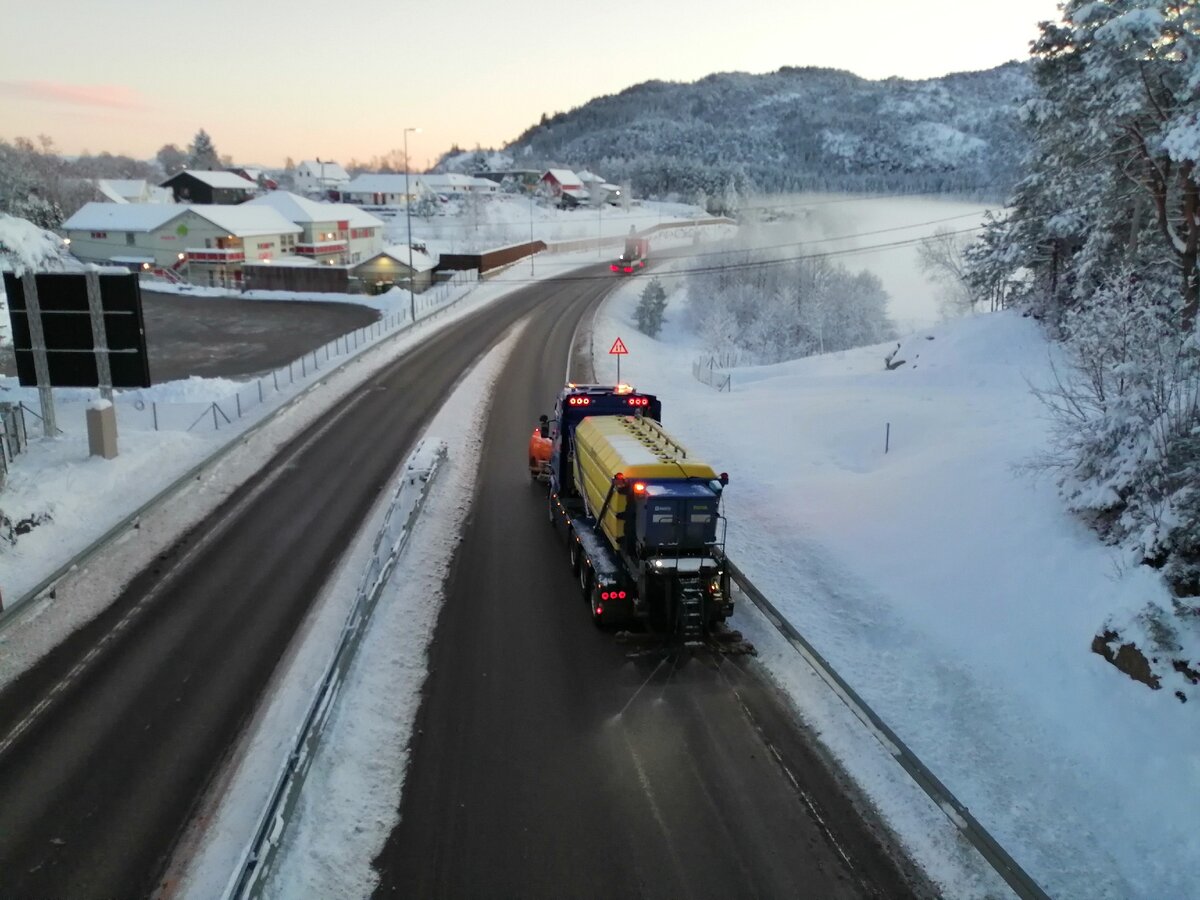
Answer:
(90, 231, 107, 239)
(126, 232, 136, 246)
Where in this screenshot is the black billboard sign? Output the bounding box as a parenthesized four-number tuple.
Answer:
(3, 271, 152, 388)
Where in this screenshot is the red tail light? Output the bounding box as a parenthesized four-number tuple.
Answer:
(617, 591, 626, 599)
(623, 266, 633, 273)
(632, 482, 646, 494)
(610, 264, 618, 271)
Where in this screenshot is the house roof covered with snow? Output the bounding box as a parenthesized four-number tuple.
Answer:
(191, 205, 301, 237)
(341, 174, 429, 195)
(62, 202, 301, 237)
(63, 202, 186, 232)
(163, 170, 257, 190)
(543, 169, 582, 186)
(244, 192, 384, 228)
(298, 160, 350, 181)
(363, 246, 437, 273)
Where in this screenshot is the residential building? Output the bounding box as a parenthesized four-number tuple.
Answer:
(244, 192, 384, 263)
(227, 167, 279, 190)
(294, 160, 350, 196)
(61, 201, 301, 287)
(161, 170, 257, 204)
(94, 179, 175, 204)
(422, 173, 499, 196)
(353, 246, 437, 293)
(338, 173, 430, 206)
(541, 169, 589, 207)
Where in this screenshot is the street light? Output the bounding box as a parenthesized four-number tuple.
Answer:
(404, 127, 421, 322)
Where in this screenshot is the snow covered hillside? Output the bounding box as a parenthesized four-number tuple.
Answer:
(446, 62, 1032, 201)
(591, 282, 1198, 900)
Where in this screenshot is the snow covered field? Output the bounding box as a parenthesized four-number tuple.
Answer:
(590, 272, 1197, 900)
(2, 195, 1194, 899)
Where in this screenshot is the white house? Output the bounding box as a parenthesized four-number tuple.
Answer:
(294, 160, 350, 196)
(61, 201, 302, 287)
(422, 173, 499, 196)
(339, 173, 432, 206)
(94, 179, 174, 204)
(244, 191, 384, 263)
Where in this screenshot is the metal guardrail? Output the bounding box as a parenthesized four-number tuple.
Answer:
(223, 440, 448, 900)
(727, 560, 1050, 900)
(0, 277, 481, 626)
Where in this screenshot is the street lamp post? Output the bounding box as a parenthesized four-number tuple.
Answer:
(530, 189, 535, 276)
(404, 127, 420, 322)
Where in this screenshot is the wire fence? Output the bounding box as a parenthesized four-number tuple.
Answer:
(692, 356, 733, 392)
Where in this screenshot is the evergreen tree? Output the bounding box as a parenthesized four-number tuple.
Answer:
(634, 278, 668, 338)
(972, 0, 1200, 328)
(186, 128, 220, 170)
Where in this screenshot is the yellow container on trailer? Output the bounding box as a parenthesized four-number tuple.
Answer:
(574, 415, 718, 550)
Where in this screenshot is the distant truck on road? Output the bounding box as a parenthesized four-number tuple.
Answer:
(611, 236, 649, 274)
(530, 383, 733, 638)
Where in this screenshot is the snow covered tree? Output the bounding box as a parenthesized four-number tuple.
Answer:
(186, 128, 220, 170)
(1029, 269, 1200, 592)
(156, 143, 187, 177)
(918, 227, 975, 317)
(975, 1, 1200, 329)
(634, 278, 668, 338)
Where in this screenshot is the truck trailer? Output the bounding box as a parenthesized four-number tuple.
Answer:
(538, 383, 733, 639)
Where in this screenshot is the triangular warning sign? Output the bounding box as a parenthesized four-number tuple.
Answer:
(609, 337, 629, 355)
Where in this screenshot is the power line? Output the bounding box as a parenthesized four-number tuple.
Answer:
(463, 224, 986, 287)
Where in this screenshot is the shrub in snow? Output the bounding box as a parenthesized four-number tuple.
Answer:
(1031, 271, 1200, 596)
(685, 252, 894, 364)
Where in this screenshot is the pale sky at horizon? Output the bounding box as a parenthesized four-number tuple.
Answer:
(0, 0, 1062, 170)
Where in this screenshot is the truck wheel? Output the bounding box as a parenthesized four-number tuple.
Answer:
(590, 586, 606, 629)
(569, 536, 582, 576)
(579, 561, 590, 600)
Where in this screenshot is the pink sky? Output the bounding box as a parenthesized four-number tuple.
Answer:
(0, 0, 1061, 169)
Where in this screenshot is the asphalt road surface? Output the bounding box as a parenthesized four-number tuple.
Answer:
(0, 278, 581, 897)
(0, 268, 923, 898)
(372, 276, 922, 897)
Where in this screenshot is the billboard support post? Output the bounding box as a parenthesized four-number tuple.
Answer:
(20, 271, 57, 438)
(84, 269, 114, 401)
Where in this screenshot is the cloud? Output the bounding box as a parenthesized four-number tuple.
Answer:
(0, 80, 148, 110)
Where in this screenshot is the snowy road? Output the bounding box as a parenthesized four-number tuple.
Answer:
(0, 280, 559, 896)
(368, 266, 921, 898)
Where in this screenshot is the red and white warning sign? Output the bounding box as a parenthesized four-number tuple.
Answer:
(609, 337, 628, 355)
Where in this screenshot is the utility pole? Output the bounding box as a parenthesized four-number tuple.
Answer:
(404, 127, 420, 323)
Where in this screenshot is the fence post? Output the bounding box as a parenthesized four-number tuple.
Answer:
(236, 393, 242, 418)
(212, 403, 219, 430)
(274, 370, 280, 391)
(289, 362, 294, 384)
(313, 349, 319, 370)
(153, 402, 159, 431)
(258, 380, 264, 404)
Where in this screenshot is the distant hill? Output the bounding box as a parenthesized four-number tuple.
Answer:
(440, 62, 1033, 203)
